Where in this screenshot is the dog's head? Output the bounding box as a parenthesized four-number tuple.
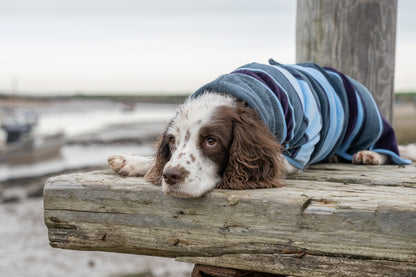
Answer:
(144, 92, 285, 198)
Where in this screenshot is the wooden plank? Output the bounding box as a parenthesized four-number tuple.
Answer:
(296, 0, 397, 122)
(43, 163, 416, 275)
(178, 254, 416, 277)
(289, 163, 416, 188)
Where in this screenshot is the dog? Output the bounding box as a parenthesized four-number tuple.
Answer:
(108, 60, 414, 198)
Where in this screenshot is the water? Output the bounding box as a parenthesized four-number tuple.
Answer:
(0, 99, 178, 181)
(0, 143, 155, 181)
(34, 100, 177, 137)
(0, 100, 194, 277)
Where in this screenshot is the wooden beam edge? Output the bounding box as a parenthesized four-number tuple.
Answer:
(177, 253, 416, 277)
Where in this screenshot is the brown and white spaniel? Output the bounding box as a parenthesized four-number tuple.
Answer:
(108, 93, 284, 197)
(107, 92, 415, 198)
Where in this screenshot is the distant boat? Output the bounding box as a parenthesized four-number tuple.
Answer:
(1, 132, 65, 165)
(0, 110, 65, 165)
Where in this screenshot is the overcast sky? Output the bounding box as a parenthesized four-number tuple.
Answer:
(0, 0, 415, 95)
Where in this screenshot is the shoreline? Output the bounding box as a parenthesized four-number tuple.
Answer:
(0, 93, 190, 104)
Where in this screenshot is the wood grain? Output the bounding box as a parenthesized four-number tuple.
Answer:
(296, 0, 397, 122)
(43, 163, 416, 276)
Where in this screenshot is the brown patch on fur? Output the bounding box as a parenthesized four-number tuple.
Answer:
(198, 108, 234, 175)
(216, 102, 286, 189)
(184, 131, 191, 143)
(144, 130, 171, 185)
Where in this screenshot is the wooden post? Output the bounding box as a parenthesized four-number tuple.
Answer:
(296, 0, 397, 123)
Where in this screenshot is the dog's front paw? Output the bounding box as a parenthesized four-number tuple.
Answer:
(107, 155, 141, 176)
(352, 151, 384, 165)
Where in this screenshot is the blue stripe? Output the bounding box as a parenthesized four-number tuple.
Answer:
(291, 65, 345, 163)
(373, 149, 411, 165)
(348, 78, 383, 145)
(232, 72, 288, 141)
(291, 79, 322, 165)
(268, 65, 305, 144)
(237, 66, 296, 142)
(283, 154, 307, 170)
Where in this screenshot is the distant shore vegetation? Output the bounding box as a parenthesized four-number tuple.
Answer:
(0, 92, 190, 104)
(0, 91, 415, 104)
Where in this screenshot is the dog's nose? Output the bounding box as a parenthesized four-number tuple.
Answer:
(163, 167, 186, 185)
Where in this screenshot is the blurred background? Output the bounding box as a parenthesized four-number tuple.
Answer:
(0, 1, 415, 276)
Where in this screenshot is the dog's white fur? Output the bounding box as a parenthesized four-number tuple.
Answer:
(160, 93, 237, 197)
(108, 93, 415, 198)
(109, 93, 239, 198)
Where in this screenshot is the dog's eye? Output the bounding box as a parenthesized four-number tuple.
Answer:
(169, 137, 176, 147)
(205, 137, 217, 147)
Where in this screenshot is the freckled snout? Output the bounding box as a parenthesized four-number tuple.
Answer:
(163, 167, 188, 185)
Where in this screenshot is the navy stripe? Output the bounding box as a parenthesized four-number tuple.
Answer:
(239, 63, 305, 145)
(231, 69, 293, 142)
(324, 67, 358, 145)
(373, 115, 400, 153)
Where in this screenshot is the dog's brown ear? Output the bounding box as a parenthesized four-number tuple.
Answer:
(144, 131, 171, 185)
(218, 104, 285, 190)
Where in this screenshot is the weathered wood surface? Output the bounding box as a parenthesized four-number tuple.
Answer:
(44, 163, 416, 276)
(296, 0, 397, 123)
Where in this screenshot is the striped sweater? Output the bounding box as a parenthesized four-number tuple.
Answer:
(192, 60, 411, 169)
